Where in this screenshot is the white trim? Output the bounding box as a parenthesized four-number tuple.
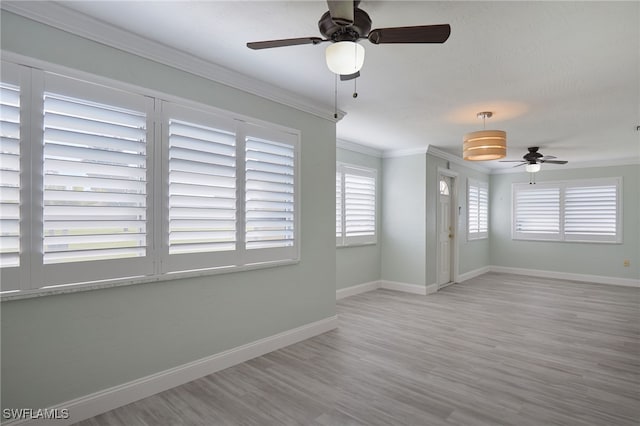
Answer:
(436, 168, 460, 285)
(336, 280, 438, 298)
(0, 2, 344, 123)
(383, 146, 429, 158)
(336, 280, 381, 299)
(428, 146, 491, 173)
(456, 266, 491, 283)
(336, 139, 383, 158)
(2, 315, 338, 426)
(489, 266, 640, 288)
(425, 283, 439, 294)
(380, 280, 430, 295)
(490, 157, 640, 174)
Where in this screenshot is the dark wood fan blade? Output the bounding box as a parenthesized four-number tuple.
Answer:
(247, 37, 325, 50)
(368, 24, 451, 44)
(540, 160, 568, 164)
(513, 163, 527, 168)
(499, 160, 526, 162)
(541, 155, 557, 160)
(327, 0, 354, 25)
(340, 71, 360, 81)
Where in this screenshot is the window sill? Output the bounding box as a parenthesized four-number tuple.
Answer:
(511, 237, 622, 244)
(0, 258, 300, 302)
(336, 242, 378, 249)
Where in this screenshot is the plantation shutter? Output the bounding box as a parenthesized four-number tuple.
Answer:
(479, 185, 488, 235)
(168, 120, 236, 255)
(0, 81, 21, 269)
(43, 92, 148, 264)
(345, 174, 375, 237)
(245, 137, 295, 247)
(564, 181, 619, 242)
(39, 73, 153, 287)
(513, 185, 560, 240)
(468, 180, 488, 239)
(338, 165, 376, 245)
(336, 171, 343, 243)
(468, 184, 480, 235)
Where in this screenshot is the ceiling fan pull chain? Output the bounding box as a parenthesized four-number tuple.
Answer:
(353, 76, 358, 98)
(334, 73, 338, 119)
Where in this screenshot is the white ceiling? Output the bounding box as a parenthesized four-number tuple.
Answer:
(28, 1, 640, 167)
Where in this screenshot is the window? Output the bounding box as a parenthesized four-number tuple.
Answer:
(468, 179, 488, 240)
(336, 164, 377, 246)
(0, 60, 299, 295)
(512, 178, 621, 243)
(0, 62, 23, 292)
(439, 179, 449, 195)
(42, 90, 149, 265)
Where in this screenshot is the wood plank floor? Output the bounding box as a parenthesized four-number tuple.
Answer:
(76, 273, 640, 425)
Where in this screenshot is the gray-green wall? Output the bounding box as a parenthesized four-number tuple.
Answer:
(336, 148, 382, 290)
(381, 152, 492, 287)
(449, 162, 491, 276)
(491, 165, 640, 280)
(381, 154, 427, 285)
(1, 11, 336, 410)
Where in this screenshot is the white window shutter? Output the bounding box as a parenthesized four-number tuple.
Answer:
(337, 164, 376, 246)
(0, 81, 21, 269)
(245, 136, 295, 250)
(468, 184, 479, 235)
(514, 185, 561, 239)
(42, 92, 148, 264)
(479, 184, 488, 234)
(564, 182, 619, 242)
(345, 173, 375, 237)
(168, 119, 236, 255)
(468, 180, 488, 240)
(336, 171, 343, 244)
(513, 179, 621, 243)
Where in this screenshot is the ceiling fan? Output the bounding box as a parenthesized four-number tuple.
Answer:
(500, 146, 568, 172)
(246, 0, 451, 79)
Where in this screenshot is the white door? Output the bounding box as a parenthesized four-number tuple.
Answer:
(438, 177, 452, 286)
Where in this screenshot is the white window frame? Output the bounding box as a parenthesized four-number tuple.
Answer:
(0, 58, 300, 297)
(467, 178, 488, 240)
(38, 71, 156, 288)
(336, 163, 377, 247)
(512, 177, 622, 244)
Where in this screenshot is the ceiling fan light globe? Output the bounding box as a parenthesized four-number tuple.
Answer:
(525, 163, 541, 173)
(325, 41, 365, 75)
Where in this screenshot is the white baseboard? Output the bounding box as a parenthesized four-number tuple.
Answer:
(4, 315, 338, 426)
(457, 266, 491, 283)
(489, 266, 640, 288)
(425, 283, 439, 294)
(336, 280, 380, 299)
(336, 280, 436, 298)
(380, 280, 428, 295)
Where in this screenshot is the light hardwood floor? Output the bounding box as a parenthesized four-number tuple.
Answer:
(77, 273, 640, 425)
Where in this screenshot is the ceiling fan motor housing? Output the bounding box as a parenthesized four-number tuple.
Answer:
(524, 147, 543, 163)
(319, 8, 372, 42)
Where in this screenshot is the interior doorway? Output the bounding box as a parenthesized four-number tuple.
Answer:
(437, 170, 458, 288)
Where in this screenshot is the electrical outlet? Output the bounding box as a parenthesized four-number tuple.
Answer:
(623, 259, 630, 267)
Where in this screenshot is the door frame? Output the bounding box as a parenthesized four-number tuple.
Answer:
(436, 168, 459, 288)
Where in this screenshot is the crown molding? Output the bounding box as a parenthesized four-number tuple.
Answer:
(426, 146, 491, 174)
(490, 157, 640, 174)
(383, 146, 429, 158)
(1, 1, 345, 122)
(336, 139, 383, 158)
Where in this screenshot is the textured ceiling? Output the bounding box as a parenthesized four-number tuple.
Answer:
(36, 2, 640, 167)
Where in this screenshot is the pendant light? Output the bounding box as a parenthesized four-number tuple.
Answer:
(463, 112, 507, 161)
